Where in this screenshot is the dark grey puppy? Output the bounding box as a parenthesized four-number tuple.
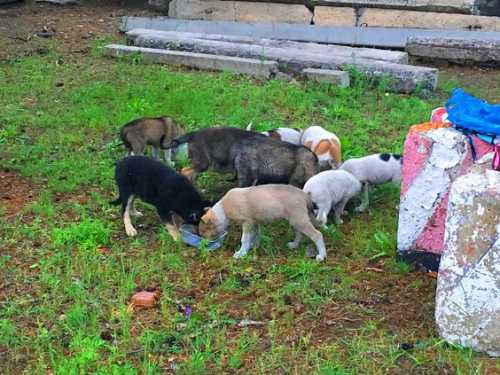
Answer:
(169, 127, 265, 180)
(230, 137, 319, 188)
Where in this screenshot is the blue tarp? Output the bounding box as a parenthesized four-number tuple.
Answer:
(446, 89, 500, 141)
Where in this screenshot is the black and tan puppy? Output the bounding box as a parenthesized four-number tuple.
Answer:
(110, 156, 208, 240)
(120, 117, 185, 164)
(169, 127, 265, 180)
(230, 137, 318, 188)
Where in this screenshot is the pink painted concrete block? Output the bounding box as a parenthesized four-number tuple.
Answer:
(397, 123, 494, 260)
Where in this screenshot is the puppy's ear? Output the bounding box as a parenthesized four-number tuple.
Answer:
(201, 209, 215, 223)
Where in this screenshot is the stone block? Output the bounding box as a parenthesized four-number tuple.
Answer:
(359, 8, 500, 30)
(314, 0, 477, 14)
(168, 0, 313, 24)
(120, 17, 500, 49)
(313, 6, 357, 26)
(128, 30, 438, 92)
(436, 158, 500, 356)
(407, 37, 500, 63)
(127, 29, 409, 63)
(397, 124, 496, 265)
(302, 68, 350, 87)
(103, 44, 279, 79)
(148, 0, 170, 11)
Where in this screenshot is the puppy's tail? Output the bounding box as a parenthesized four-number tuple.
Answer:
(167, 132, 193, 149)
(245, 122, 253, 131)
(305, 192, 321, 228)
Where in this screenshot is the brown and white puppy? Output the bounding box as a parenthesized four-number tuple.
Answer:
(198, 184, 327, 261)
(300, 126, 342, 170)
(246, 123, 302, 145)
(120, 117, 185, 164)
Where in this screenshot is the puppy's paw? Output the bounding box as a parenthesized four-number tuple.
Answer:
(287, 241, 299, 249)
(354, 205, 366, 213)
(334, 218, 344, 225)
(132, 210, 144, 217)
(306, 245, 317, 258)
(315, 254, 326, 262)
(126, 226, 138, 237)
(233, 250, 248, 259)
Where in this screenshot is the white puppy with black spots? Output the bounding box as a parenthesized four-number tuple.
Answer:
(340, 153, 402, 212)
(303, 170, 362, 227)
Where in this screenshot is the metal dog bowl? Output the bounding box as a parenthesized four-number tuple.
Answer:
(179, 224, 227, 250)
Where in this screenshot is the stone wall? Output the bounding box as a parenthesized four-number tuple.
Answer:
(435, 158, 500, 356)
(159, 0, 500, 24)
(396, 124, 495, 268)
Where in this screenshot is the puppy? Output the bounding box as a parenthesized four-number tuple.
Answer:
(230, 136, 318, 188)
(120, 117, 185, 164)
(169, 127, 265, 181)
(303, 170, 362, 226)
(110, 156, 208, 239)
(340, 153, 402, 212)
(300, 125, 342, 170)
(246, 123, 302, 145)
(198, 184, 327, 261)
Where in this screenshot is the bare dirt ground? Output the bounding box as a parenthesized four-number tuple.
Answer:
(1, 0, 499, 99)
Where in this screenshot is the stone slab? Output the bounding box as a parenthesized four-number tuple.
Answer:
(436, 159, 500, 357)
(313, 0, 477, 14)
(407, 37, 500, 62)
(397, 124, 495, 258)
(120, 17, 500, 49)
(302, 68, 350, 87)
(128, 30, 437, 92)
(168, 0, 313, 24)
(313, 6, 357, 26)
(127, 29, 409, 63)
(148, 0, 170, 11)
(103, 44, 279, 79)
(35, 0, 78, 4)
(360, 8, 500, 30)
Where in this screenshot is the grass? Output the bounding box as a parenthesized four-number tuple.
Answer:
(1, 39, 499, 374)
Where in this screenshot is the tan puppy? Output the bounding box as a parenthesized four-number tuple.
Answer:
(301, 125, 341, 170)
(198, 184, 327, 261)
(120, 117, 185, 164)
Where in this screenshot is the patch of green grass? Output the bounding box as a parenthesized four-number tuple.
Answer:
(1, 42, 498, 374)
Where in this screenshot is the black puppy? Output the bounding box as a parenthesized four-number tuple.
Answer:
(230, 137, 319, 188)
(169, 127, 265, 181)
(110, 156, 208, 239)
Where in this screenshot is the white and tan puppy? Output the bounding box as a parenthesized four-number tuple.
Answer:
(198, 184, 327, 261)
(301, 125, 342, 169)
(303, 170, 361, 227)
(340, 153, 402, 212)
(246, 123, 302, 145)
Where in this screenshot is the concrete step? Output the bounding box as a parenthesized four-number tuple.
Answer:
(127, 30, 438, 93)
(358, 8, 500, 31)
(407, 37, 500, 63)
(302, 68, 350, 87)
(313, 0, 477, 14)
(168, 0, 313, 24)
(103, 44, 279, 79)
(126, 29, 409, 63)
(120, 17, 500, 49)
